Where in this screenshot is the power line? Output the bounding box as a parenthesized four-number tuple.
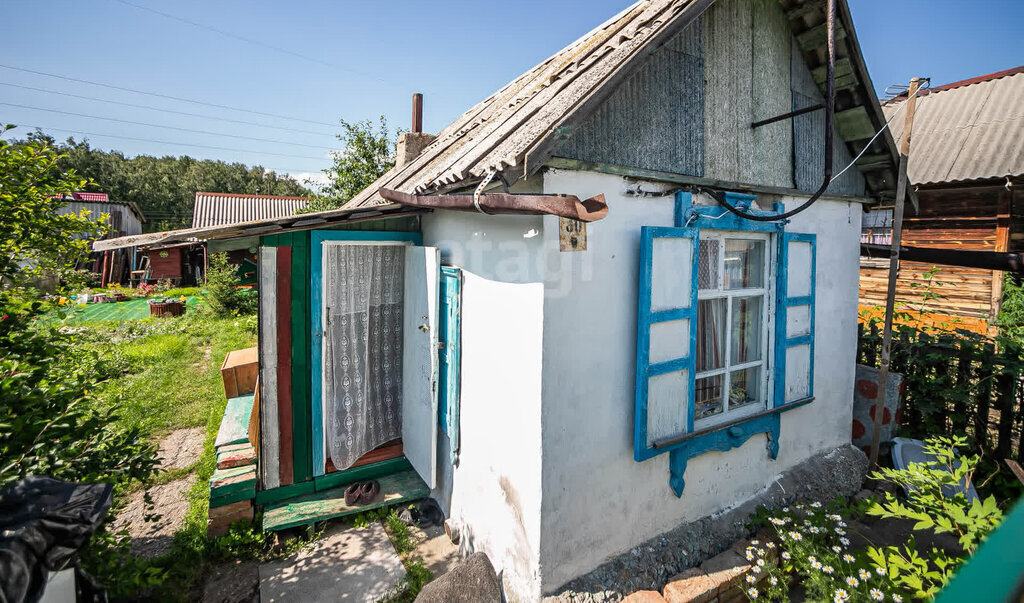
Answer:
(0, 64, 338, 128)
(1, 101, 333, 150)
(112, 0, 405, 90)
(15, 124, 330, 162)
(0, 82, 335, 137)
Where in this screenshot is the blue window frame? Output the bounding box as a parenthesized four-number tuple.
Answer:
(635, 192, 816, 496)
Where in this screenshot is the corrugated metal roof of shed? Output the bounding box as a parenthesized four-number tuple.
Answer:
(191, 192, 309, 228)
(883, 68, 1024, 185)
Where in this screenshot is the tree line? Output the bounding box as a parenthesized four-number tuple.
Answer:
(22, 131, 311, 232)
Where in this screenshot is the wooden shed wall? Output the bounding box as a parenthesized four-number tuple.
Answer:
(147, 247, 184, 279)
(556, 0, 866, 196)
(858, 181, 1021, 322)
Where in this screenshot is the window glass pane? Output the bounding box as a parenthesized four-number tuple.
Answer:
(730, 295, 763, 363)
(724, 239, 765, 289)
(698, 239, 719, 290)
(695, 374, 724, 420)
(696, 298, 726, 372)
(729, 366, 761, 409)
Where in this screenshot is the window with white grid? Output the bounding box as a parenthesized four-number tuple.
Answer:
(694, 231, 773, 427)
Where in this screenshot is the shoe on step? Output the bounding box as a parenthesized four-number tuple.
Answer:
(359, 480, 380, 504)
(344, 482, 362, 506)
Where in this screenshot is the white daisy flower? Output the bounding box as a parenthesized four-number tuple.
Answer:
(859, 569, 871, 581)
(789, 531, 803, 541)
(751, 539, 760, 545)
(832, 546, 843, 554)
(770, 517, 787, 526)
(840, 537, 851, 546)
(751, 565, 762, 574)
(746, 574, 757, 584)
(835, 527, 846, 535)
(757, 559, 766, 567)
(834, 588, 850, 602)
(746, 551, 755, 561)
(845, 576, 859, 587)
(769, 576, 779, 586)
(767, 542, 776, 549)
(892, 594, 902, 603)
(811, 560, 823, 570)
(823, 565, 835, 574)
(843, 554, 855, 563)
(748, 587, 759, 599)
(810, 502, 822, 508)
(783, 507, 790, 512)
(808, 556, 818, 564)
(876, 567, 887, 576)
(757, 548, 766, 557)
(870, 589, 884, 601)
(809, 526, 821, 534)
(782, 551, 791, 560)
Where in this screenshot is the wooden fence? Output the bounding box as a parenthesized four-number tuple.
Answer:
(856, 323, 1024, 466)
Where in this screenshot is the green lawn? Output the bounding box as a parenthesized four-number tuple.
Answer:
(55, 296, 202, 325)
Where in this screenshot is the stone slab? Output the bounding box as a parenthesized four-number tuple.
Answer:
(259, 522, 405, 603)
(663, 567, 716, 603)
(622, 591, 668, 603)
(699, 550, 750, 594)
(216, 394, 256, 448)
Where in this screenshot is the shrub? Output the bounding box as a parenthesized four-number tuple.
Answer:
(746, 436, 1004, 602)
(200, 253, 254, 318)
(0, 303, 158, 487)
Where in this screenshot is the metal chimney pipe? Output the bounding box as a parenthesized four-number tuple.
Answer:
(412, 93, 423, 134)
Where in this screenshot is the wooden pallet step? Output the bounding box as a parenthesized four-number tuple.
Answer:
(215, 394, 255, 448)
(217, 444, 256, 469)
(262, 468, 429, 532)
(210, 463, 257, 500)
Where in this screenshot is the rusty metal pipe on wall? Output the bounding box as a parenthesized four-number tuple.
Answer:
(378, 188, 608, 222)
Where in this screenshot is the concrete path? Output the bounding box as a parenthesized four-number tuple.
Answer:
(259, 522, 406, 603)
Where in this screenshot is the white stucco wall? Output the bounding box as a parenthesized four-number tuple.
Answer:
(537, 169, 863, 592)
(421, 211, 547, 602)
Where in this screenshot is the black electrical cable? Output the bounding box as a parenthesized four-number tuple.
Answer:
(713, 0, 836, 222)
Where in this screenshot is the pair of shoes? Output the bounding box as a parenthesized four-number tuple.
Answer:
(343, 480, 380, 506)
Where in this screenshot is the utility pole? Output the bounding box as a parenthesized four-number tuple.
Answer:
(869, 77, 923, 466)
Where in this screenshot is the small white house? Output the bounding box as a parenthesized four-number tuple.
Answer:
(96, 0, 902, 598)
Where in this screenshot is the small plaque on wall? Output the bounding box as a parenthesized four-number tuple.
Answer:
(559, 217, 587, 252)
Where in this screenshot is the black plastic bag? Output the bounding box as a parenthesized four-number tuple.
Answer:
(0, 477, 113, 603)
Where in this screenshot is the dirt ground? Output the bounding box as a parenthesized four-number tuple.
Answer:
(112, 427, 206, 558)
(201, 561, 260, 603)
(157, 426, 205, 471)
(112, 475, 195, 558)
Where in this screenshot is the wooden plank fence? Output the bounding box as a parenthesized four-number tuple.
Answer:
(857, 323, 1024, 465)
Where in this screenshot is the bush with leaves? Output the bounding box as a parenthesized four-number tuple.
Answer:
(303, 117, 401, 212)
(200, 253, 255, 317)
(746, 436, 1004, 602)
(0, 304, 159, 487)
(865, 436, 1003, 599)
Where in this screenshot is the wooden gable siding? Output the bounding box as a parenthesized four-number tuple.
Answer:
(554, 0, 866, 196)
(555, 17, 705, 177)
(791, 36, 865, 196)
(147, 247, 184, 279)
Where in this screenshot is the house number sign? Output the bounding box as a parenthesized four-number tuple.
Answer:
(559, 217, 587, 252)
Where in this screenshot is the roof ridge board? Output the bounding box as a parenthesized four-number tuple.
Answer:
(344, 2, 652, 207)
(196, 192, 310, 200)
(426, 0, 686, 190)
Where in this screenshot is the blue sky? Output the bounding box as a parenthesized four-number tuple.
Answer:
(2, 0, 1020, 185)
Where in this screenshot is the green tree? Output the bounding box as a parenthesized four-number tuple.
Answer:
(0, 126, 108, 287)
(22, 131, 312, 232)
(304, 117, 400, 212)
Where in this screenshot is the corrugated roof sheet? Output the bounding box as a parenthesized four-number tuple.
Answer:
(883, 69, 1024, 184)
(191, 192, 309, 228)
(344, 0, 706, 209)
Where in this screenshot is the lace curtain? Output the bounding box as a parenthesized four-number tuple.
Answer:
(323, 244, 404, 470)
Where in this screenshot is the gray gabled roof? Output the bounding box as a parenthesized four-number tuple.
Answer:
(344, 0, 901, 209)
(883, 67, 1024, 185)
(344, 0, 713, 209)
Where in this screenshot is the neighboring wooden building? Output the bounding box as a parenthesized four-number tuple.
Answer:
(859, 66, 1024, 331)
(97, 0, 902, 598)
(56, 192, 147, 286)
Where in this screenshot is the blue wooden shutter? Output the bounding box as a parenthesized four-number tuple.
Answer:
(634, 226, 699, 462)
(438, 266, 462, 464)
(774, 233, 816, 406)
